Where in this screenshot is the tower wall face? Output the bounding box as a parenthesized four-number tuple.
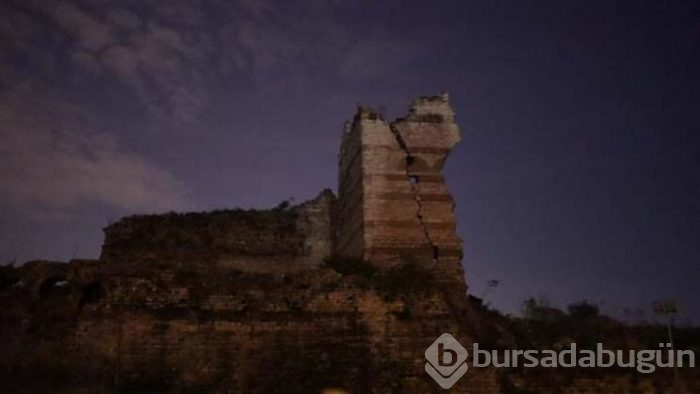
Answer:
(336, 119, 366, 259)
(336, 94, 465, 286)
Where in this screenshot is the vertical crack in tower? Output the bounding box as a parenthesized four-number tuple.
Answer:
(389, 123, 440, 264)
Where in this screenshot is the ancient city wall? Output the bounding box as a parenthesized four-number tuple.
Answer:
(100, 190, 335, 274)
(1, 94, 700, 393)
(101, 94, 465, 285)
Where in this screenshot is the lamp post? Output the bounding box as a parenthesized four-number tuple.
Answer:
(652, 300, 679, 390)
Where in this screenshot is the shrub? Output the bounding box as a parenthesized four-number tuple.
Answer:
(0, 264, 20, 290)
(567, 300, 600, 319)
(522, 297, 563, 321)
(377, 258, 435, 301)
(322, 255, 377, 278)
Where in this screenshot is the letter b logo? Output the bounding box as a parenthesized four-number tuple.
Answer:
(425, 333, 468, 389)
(438, 343, 458, 366)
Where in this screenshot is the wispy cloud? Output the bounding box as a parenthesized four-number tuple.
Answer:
(0, 0, 423, 220)
(0, 82, 189, 220)
(45, 1, 212, 126)
(2, 0, 423, 126)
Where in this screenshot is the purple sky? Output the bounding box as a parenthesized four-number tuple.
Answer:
(1, 0, 698, 322)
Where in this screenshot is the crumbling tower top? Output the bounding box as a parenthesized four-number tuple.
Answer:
(405, 92, 455, 122)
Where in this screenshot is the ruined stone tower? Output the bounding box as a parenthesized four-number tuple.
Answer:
(336, 93, 465, 287)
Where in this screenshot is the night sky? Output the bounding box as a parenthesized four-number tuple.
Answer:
(1, 0, 698, 322)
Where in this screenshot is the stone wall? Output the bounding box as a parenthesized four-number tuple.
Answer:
(2, 259, 698, 393)
(100, 190, 335, 274)
(101, 94, 464, 285)
(0, 261, 484, 393)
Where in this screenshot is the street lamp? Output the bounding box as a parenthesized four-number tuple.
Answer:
(652, 299, 679, 390)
